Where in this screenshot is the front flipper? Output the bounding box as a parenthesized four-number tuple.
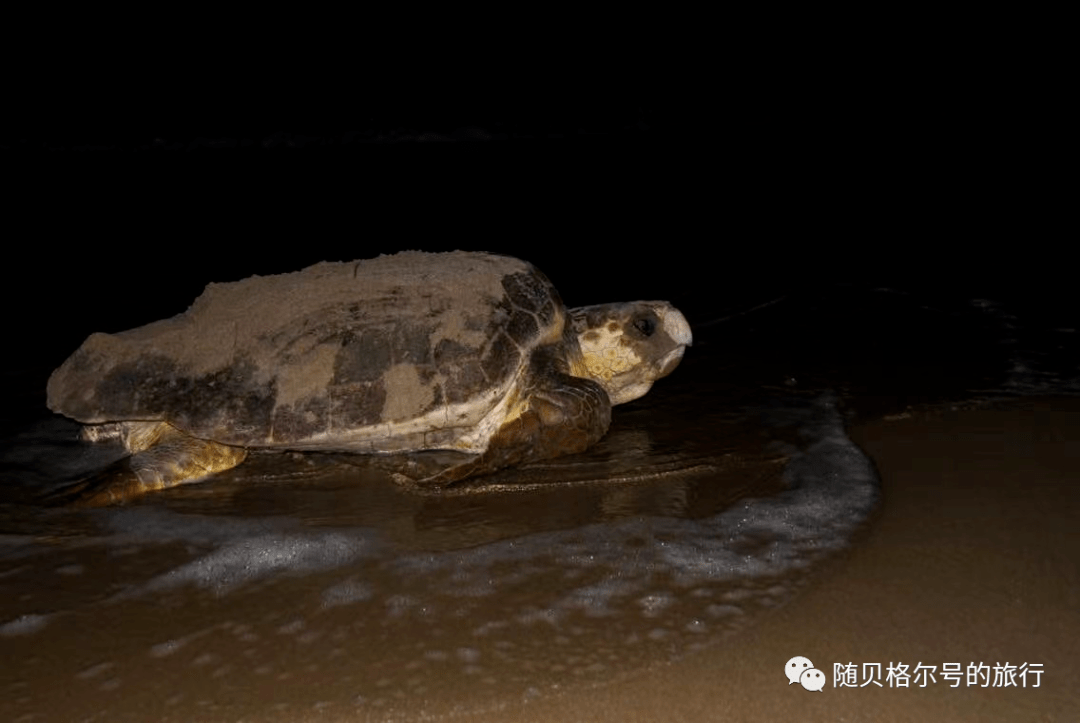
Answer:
(411, 372, 612, 487)
(48, 423, 247, 506)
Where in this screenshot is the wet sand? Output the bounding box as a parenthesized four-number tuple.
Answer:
(4, 398, 1079, 722)
(462, 397, 1080, 723)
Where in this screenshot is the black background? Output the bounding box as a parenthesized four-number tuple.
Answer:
(4, 19, 1068, 417)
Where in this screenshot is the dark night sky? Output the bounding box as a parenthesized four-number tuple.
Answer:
(4, 44, 1066, 395)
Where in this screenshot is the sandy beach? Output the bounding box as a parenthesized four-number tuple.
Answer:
(3, 397, 1077, 723)
(459, 397, 1080, 723)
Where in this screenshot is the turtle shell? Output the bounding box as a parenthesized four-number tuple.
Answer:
(47, 252, 572, 455)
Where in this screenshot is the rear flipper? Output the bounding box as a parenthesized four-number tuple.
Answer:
(46, 423, 247, 507)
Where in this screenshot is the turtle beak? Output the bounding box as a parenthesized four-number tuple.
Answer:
(655, 305, 692, 378)
(656, 345, 686, 379)
(660, 306, 693, 348)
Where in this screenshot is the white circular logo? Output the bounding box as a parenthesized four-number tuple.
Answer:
(800, 668, 826, 692)
(785, 656, 814, 685)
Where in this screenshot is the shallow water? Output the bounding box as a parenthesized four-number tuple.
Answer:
(1, 279, 1075, 722)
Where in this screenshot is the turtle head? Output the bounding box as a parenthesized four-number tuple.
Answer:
(569, 301, 692, 405)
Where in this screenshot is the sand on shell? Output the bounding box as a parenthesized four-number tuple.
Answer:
(45, 251, 532, 441)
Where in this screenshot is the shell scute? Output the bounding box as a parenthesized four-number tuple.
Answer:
(480, 332, 520, 386)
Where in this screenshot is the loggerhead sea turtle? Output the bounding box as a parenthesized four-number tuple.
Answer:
(46, 251, 692, 505)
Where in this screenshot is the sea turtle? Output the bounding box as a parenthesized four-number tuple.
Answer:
(46, 251, 692, 505)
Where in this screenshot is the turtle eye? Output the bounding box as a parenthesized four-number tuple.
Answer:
(633, 315, 656, 337)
